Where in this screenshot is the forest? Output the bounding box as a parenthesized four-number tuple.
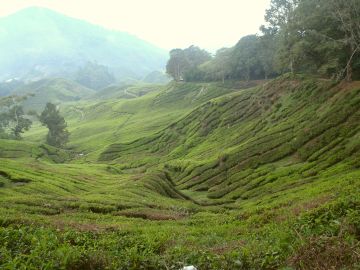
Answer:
(166, 0, 360, 82)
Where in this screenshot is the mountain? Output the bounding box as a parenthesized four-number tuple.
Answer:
(142, 70, 171, 84)
(0, 79, 24, 96)
(0, 7, 168, 83)
(13, 78, 95, 111)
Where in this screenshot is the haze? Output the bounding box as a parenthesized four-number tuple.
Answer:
(0, 0, 271, 51)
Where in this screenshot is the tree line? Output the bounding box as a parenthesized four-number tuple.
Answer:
(0, 97, 69, 148)
(166, 0, 360, 82)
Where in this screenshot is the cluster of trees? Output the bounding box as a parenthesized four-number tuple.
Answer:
(167, 0, 360, 82)
(166, 46, 212, 81)
(39, 103, 69, 148)
(0, 95, 33, 139)
(0, 97, 69, 148)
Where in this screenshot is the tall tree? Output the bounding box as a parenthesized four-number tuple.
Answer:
(327, 0, 360, 81)
(166, 49, 188, 81)
(231, 35, 264, 81)
(0, 95, 32, 139)
(264, 0, 300, 33)
(263, 0, 300, 73)
(166, 46, 211, 81)
(212, 48, 233, 83)
(258, 29, 277, 79)
(39, 103, 69, 148)
(8, 105, 32, 138)
(280, 0, 360, 80)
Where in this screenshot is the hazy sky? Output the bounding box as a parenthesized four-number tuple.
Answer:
(0, 0, 271, 51)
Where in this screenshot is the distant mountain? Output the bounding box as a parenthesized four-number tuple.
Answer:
(0, 79, 24, 96)
(75, 62, 116, 90)
(13, 78, 95, 111)
(142, 70, 170, 84)
(0, 7, 168, 83)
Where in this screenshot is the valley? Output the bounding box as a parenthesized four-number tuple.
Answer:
(1, 1, 360, 269)
(0, 75, 359, 269)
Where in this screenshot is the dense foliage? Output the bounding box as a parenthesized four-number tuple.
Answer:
(166, 46, 212, 81)
(0, 95, 32, 139)
(39, 102, 69, 147)
(167, 0, 360, 82)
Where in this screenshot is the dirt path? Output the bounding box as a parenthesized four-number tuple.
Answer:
(124, 89, 138, 98)
(192, 86, 208, 102)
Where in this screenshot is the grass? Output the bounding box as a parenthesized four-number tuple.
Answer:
(0, 75, 359, 269)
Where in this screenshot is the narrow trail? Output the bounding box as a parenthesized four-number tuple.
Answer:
(124, 89, 138, 98)
(114, 114, 133, 135)
(73, 107, 85, 121)
(192, 86, 208, 102)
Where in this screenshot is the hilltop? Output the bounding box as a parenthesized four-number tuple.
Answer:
(0, 7, 167, 83)
(0, 76, 359, 269)
(13, 78, 95, 111)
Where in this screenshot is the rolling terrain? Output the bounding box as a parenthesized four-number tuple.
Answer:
(0, 75, 359, 269)
(14, 78, 95, 111)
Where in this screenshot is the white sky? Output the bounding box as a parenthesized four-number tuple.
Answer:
(0, 0, 271, 51)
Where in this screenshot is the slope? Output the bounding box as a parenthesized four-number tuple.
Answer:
(35, 81, 261, 161)
(101, 75, 360, 205)
(0, 76, 359, 269)
(13, 78, 95, 111)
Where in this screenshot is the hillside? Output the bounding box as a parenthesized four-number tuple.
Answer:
(100, 76, 360, 205)
(0, 76, 359, 269)
(12, 78, 95, 111)
(0, 7, 168, 82)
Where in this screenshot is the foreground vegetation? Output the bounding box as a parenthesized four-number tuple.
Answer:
(0, 74, 359, 269)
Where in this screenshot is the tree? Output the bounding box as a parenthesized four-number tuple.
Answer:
(327, 0, 360, 81)
(231, 35, 264, 81)
(39, 103, 69, 147)
(166, 49, 188, 81)
(165, 0, 360, 82)
(258, 32, 277, 79)
(201, 48, 233, 83)
(0, 95, 32, 139)
(285, 0, 345, 77)
(264, 0, 300, 34)
(275, 0, 360, 80)
(263, 0, 300, 73)
(8, 106, 32, 138)
(184, 46, 212, 68)
(166, 46, 211, 81)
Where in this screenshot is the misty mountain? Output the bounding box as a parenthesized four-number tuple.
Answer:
(142, 70, 170, 84)
(0, 7, 168, 83)
(13, 78, 95, 111)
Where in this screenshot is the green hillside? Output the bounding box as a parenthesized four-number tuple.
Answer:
(101, 76, 360, 205)
(13, 78, 95, 111)
(0, 76, 359, 269)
